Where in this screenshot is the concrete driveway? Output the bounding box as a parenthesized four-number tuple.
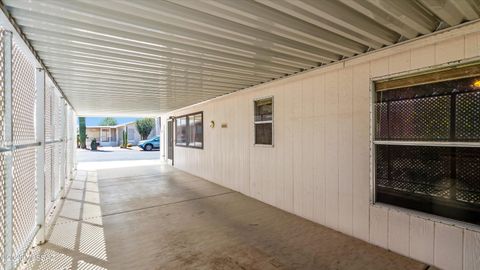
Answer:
(76, 146, 160, 162)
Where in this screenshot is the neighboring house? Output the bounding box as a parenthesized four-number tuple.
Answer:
(86, 120, 158, 147)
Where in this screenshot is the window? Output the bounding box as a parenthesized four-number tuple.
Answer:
(176, 112, 203, 148)
(127, 127, 135, 141)
(101, 128, 110, 142)
(373, 64, 480, 225)
(254, 97, 273, 145)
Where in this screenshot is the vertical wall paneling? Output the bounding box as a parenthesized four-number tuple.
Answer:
(274, 85, 286, 210)
(352, 63, 370, 241)
(464, 229, 480, 270)
(465, 32, 480, 58)
(435, 36, 465, 64)
(283, 83, 295, 212)
(388, 49, 411, 74)
(369, 206, 388, 249)
(291, 81, 303, 215)
(434, 222, 464, 270)
(166, 23, 480, 270)
(338, 67, 353, 235)
(410, 44, 436, 70)
(387, 209, 410, 256)
(324, 70, 339, 230)
(300, 78, 315, 219)
(409, 216, 434, 265)
(313, 75, 326, 225)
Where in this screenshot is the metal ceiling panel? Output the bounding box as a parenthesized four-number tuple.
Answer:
(1, 0, 479, 115)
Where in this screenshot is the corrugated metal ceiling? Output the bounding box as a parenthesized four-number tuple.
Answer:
(2, 0, 479, 115)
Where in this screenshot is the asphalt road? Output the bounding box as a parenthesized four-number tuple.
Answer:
(76, 146, 160, 162)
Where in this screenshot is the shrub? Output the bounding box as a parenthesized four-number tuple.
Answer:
(135, 118, 155, 140)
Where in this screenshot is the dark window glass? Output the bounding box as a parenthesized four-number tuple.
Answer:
(255, 123, 272, 145)
(176, 112, 203, 148)
(254, 97, 273, 145)
(254, 98, 273, 121)
(175, 116, 187, 146)
(375, 145, 480, 225)
(456, 91, 480, 141)
(194, 114, 203, 148)
(375, 76, 480, 141)
(374, 75, 480, 225)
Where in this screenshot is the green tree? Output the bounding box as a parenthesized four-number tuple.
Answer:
(78, 117, 87, 149)
(135, 118, 155, 140)
(99, 117, 117, 126)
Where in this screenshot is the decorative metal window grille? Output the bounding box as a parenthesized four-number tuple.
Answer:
(373, 70, 480, 225)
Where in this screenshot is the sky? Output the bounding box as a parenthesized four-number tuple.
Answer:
(83, 117, 139, 126)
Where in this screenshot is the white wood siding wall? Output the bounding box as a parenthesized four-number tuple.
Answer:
(164, 21, 480, 270)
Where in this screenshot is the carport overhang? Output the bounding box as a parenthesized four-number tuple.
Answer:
(1, 0, 479, 116)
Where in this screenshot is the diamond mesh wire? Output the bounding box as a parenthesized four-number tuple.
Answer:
(51, 91, 62, 199)
(12, 148, 37, 260)
(457, 147, 480, 204)
(52, 141, 61, 199)
(45, 78, 53, 142)
(12, 44, 36, 145)
(0, 28, 6, 270)
(388, 96, 450, 141)
(0, 153, 6, 270)
(66, 107, 73, 180)
(0, 29, 5, 145)
(375, 102, 388, 139)
(53, 91, 63, 141)
(44, 144, 53, 212)
(10, 42, 38, 264)
(376, 145, 451, 199)
(456, 91, 480, 141)
(0, 27, 76, 270)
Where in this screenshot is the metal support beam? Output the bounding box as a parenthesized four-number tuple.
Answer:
(34, 67, 45, 245)
(3, 30, 13, 270)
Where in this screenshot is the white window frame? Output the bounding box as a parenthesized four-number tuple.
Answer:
(369, 58, 480, 230)
(253, 96, 274, 147)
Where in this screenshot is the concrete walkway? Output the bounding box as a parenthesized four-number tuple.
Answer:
(25, 161, 429, 270)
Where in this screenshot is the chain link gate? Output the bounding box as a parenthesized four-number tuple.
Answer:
(0, 28, 77, 270)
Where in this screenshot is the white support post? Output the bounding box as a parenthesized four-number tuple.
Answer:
(59, 99, 66, 199)
(66, 107, 71, 181)
(3, 30, 13, 270)
(35, 67, 45, 245)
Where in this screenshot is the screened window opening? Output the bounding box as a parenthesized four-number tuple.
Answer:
(254, 97, 273, 145)
(373, 65, 480, 225)
(176, 112, 203, 149)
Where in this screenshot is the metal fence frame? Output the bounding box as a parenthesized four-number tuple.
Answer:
(0, 28, 77, 270)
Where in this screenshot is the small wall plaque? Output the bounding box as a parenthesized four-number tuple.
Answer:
(221, 123, 228, 128)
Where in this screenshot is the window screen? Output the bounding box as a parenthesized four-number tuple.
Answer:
(254, 97, 273, 145)
(373, 67, 480, 225)
(176, 112, 203, 148)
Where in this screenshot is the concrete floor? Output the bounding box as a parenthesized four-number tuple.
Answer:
(25, 161, 431, 270)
